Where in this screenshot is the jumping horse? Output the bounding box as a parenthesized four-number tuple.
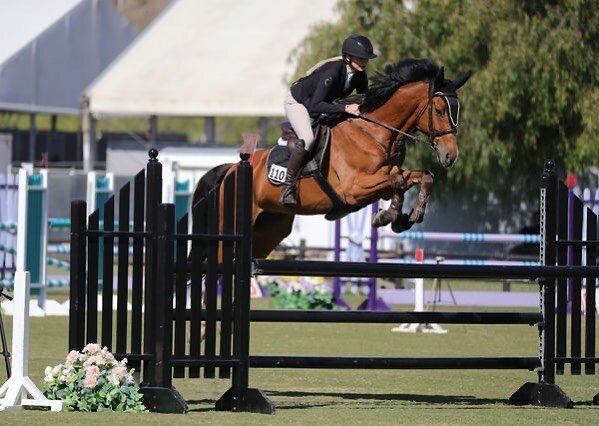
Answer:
(194, 58, 471, 259)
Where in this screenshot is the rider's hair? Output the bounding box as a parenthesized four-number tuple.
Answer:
(304, 56, 344, 76)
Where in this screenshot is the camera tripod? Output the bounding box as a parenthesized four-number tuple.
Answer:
(428, 256, 457, 310)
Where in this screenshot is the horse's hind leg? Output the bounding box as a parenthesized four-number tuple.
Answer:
(253, 212, 296, 258)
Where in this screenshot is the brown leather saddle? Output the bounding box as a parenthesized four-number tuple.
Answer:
(266, 119, 361, 220)
(265, 122, 330, 186)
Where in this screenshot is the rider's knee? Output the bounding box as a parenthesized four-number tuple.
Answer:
(302, 134, 315, 151)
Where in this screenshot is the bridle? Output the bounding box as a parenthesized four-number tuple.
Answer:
(355, 83, 459, 152)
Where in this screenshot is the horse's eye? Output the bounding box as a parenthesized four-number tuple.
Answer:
(435, 108, 443, 116)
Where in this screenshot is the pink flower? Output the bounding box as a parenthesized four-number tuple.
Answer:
(102, 349, 116, 364)
(66, 350, 80, 364)
(83, 375, 98, 389)
(112, 365, 128, 380)
(83, 343, 101, 354)
(85, 365, 101, 380)
(86, 355, 105, 366)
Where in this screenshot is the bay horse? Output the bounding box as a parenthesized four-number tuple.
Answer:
(194, 58, 470, 259)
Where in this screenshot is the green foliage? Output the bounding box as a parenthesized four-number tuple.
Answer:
(290, 0, 598, 213)
(265, 280, 343, 310)
(43, 344, 147, 413)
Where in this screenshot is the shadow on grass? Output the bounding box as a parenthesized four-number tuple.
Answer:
(266, 389, 504, 405)
(572, 400, 599, 407)
(186, 391, 507, 412)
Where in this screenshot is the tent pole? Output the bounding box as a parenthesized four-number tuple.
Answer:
(205, 117, 215, 144)
(28, 114, 36, 163)
(82, 104, 96, 172)
(258, 117, 267, 147)
(149, 115, 158, 144)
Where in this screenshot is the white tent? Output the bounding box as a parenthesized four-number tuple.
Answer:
(0, 0, 137, 115)
(83, 0, 339, 117)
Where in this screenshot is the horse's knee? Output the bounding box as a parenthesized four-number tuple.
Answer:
(392, 173, 407, 191)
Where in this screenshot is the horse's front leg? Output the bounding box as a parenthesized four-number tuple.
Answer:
(352, 170, 407, 228)
(390, 169, 434, 233)
(371, 189, 405, 228)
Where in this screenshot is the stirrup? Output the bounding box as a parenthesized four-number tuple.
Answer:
(280, 185, 298, 207)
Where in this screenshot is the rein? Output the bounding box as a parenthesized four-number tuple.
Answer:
(355, 89, 459, 153)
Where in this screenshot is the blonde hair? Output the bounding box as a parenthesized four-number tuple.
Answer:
(304, 56, 344, 76)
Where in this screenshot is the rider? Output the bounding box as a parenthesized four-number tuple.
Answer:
(280, 34, 377, 207)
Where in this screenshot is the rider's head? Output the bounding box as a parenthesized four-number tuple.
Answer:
(342, 34, 377, 72)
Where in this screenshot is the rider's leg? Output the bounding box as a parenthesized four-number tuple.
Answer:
(281, 91, 314, 206)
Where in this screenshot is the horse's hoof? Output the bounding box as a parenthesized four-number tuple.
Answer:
(391, 213, 413, 233)
(371, 209, 391, 228)
(409, 207, 425, 223)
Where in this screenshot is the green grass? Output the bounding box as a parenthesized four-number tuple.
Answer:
(0, 298, 597, 424)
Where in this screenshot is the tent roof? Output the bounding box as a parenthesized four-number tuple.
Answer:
(84, 0, 338, 117)
(0, 0, 137, 115)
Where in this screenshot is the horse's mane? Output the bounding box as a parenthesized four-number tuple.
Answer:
(360, 58, 440, 113)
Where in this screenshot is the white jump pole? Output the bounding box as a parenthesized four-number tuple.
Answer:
(0, 169, 62, 411)
(392, 248, 447, 334)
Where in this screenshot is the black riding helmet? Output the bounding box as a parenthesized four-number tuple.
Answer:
(342, 34, 377, 60)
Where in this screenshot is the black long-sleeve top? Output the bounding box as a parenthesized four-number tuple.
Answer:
(290, 58, 368, 117)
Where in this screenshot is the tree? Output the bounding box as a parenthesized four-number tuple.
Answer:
(289, 0, 598, 222)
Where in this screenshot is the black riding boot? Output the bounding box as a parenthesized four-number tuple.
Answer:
(280, 139, 308, 207)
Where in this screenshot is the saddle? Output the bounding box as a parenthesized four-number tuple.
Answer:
(266, 121, 330, 186)
(266, 117, 361, 221)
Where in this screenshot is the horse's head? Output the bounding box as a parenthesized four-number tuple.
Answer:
(415, 67, 471, 168)
(360, 59, 471, 168)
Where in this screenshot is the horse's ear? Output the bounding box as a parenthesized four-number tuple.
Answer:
(432, 66, 445, 93)
(453, 71, 472, 91)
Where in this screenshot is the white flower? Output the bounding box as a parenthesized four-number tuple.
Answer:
(44, 366, 52, 376)
(51, 365, 62, 376)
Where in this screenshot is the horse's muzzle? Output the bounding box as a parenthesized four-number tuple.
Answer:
(436, 144, 458, 168)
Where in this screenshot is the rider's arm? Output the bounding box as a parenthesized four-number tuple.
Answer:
(307, 70, 345, 115)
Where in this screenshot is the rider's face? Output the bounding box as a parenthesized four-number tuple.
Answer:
(347, 55, 369, 72)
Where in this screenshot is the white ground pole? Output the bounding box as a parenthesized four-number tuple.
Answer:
(392, 249, 447, 334)
(0, 169, 62, 411)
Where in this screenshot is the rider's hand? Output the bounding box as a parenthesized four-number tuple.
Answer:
(345, 104, 361, 116)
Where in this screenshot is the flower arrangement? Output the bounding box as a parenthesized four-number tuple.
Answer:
(262, 276, 342, 310)
(44, 343, 147, 412)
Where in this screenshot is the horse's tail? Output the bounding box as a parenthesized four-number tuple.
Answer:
(192, 163, 234, 208)
(189, 163, 234, 263)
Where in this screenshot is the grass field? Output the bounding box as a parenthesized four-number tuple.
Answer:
(0, 292, 598, 425)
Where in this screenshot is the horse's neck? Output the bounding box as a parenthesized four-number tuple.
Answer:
(368, 82, 427, 133)
(333, 82, 427, 155)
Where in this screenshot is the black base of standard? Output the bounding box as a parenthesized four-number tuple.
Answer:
(215, 387, 275, 414)
(141, 386, 189, 413)
(509, 382, 573, 408)
(594, 393, 599, 405)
